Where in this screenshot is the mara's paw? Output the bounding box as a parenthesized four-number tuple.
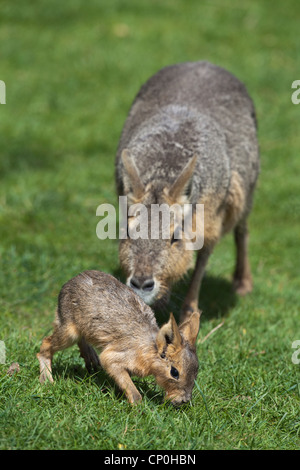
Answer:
(233, 276, 253, 296)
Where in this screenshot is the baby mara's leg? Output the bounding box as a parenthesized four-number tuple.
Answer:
(37, 321, 79, 384)
(78, 338, 101, 373)
(100, 348, 142, 404)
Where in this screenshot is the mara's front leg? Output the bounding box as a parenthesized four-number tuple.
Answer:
(100, 349, 142, 404)
(180, 246, 211, 322)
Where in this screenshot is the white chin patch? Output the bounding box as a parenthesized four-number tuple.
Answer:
(126, 278, 160, 305)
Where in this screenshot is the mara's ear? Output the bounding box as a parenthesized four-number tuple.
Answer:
(168, 155, 197, 201)
(121, 149, 145, 200)
(156, 313, 182, 356)
(179, 310, 201, 347)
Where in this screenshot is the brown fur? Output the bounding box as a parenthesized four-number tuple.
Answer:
(37, 270, 200, 405)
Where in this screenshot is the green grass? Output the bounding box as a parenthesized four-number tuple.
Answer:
(0, 0, 299, 450)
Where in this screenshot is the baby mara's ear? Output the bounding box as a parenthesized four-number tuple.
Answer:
(156, 313, 182, 357)
(179, 310, 201, 347)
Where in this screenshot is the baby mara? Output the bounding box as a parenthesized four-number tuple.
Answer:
(37, 270, 200, 406)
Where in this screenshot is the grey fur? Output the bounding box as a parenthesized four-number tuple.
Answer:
(115, 61, 260, 316)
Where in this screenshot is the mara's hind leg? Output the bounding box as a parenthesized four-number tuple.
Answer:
(37, 321, 79, 384)
(78, 338, 101, 373)
(233, 219, 253, 295)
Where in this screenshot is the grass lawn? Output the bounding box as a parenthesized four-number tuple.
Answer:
(0, 0, 299, 450)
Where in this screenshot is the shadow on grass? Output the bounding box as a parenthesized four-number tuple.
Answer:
(112, 266, 237, 325)
(184, 274, 237, 322)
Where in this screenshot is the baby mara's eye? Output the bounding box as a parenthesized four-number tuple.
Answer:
(170, 366, 179, 380)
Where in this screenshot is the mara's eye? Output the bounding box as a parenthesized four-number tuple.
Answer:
(170, 366, 179, 380)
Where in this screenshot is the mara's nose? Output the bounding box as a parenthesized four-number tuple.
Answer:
(169, 393, 191, 407)
(130, 276, 155, 292)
